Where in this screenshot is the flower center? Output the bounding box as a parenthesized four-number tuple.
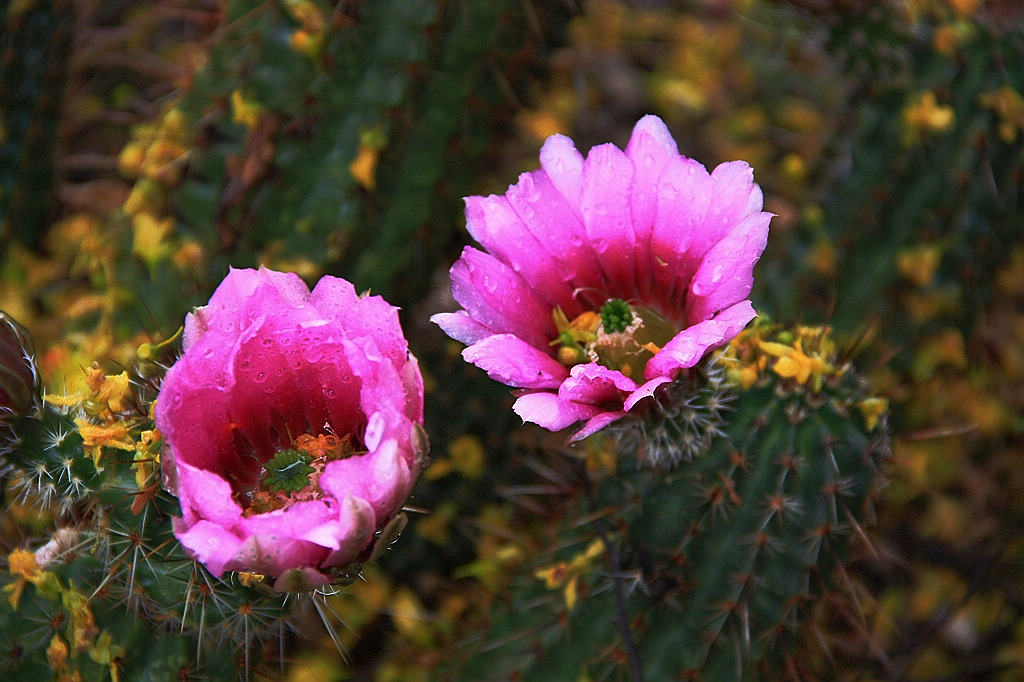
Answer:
(262, 449, 315, 493)
(241, 432, 365, 516)
(551, 300, 678, 379)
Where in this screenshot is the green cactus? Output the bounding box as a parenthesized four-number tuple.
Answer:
(452, 322, 890, 680)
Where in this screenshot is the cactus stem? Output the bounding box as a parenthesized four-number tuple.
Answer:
(581, 466, 644, 682)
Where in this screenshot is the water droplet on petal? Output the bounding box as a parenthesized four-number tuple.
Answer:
(255, 372, 267, 383)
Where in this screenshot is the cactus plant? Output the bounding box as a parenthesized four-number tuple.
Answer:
(452, 321, 890, 680)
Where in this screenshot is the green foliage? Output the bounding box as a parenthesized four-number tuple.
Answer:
(760, 3, 1024, 341)
(0, 0, 74, 252)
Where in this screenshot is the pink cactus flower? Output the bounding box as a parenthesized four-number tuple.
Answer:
(433, 115, 770, 443)
(156, 267, 427, 591)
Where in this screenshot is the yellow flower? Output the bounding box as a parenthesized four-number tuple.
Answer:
(897, 244, 942, 287)
(133, 429, 162, 490)
(85, 366, 133, 414)
(131, 212, 175, 270)
(75, 419, 135, 468)
(902, 91, 955, 145)
(979, 85, 1024, 144)
(857, 397, 889, 431)
(230, 89, 264, 129)
(4, 548, 62, 608)
(534, 539, 605, 610)
(771, 340, 834, 392)
(349, 144, 380, 191)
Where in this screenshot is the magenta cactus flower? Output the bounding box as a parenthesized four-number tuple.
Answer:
(432, 115, 770, 443)
(156, 267, 427, 591)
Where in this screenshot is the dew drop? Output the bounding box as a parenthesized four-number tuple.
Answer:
(325, 388, 337, 399)
(255, 372, 267, 383)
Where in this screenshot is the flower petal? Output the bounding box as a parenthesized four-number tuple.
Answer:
(448, 247, 555, 349)
(505, 169, 606, 309)
(568, 410, 628, 442)
(465, 195, 581, 316)
(686, 212, 771, 323)
(623, 376, 674, 412)
(645, 300, 756, 380)
(462, 334, 569, 389)
(174, 519, 244, 578)
(539, 133, 584, 220)
(625, 115, 679, 301)
(512, 391, 606, 431)
(429, 311, 493, 346)
(580, 143, 637, 298)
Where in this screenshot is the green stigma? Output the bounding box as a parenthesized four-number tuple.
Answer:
(262, 448, 315, 493)
(599, 299, 633, 334)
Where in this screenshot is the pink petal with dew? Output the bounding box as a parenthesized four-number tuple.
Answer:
(226, 534, 330, 578)
(240, 500, 342, 548)
(322, 496, 379, 569)
(625, 115, 679, 301)
(342, 335, 416, 455)
(465, 195, 581, 317)
(174, 461, 243, 528)
(448, 247, 555, 349)
(650, 156, 715, 316)
(184, 267, 311, 350)
(319, 439, 413, 522)
(536, 133, 585, 218)
(644, 300, 757, 380)
(559, 363, 637, 404)
(623, 376, 674, 412)
(462, 334, 570, 389)
(309, 276, 410, 379)
(686, 212, 771, 323)
(174, 519, 245, 577)
(538, 133, 584, 220)
(156, 351, 257, 488)
(304, 496, 376, 555)
(505, 171, 607, 308)
(430, 311, 494, 346)
(670, 161, 764, 313)
(569, 410, 629, 442)
(580, 143, 637, 298)
(512, 391, 608, 431)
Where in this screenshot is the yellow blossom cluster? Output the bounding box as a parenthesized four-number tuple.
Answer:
(117, 108, 191, 185)
(719, 321, 842, 393)
(979, 85, 1024, 144)
(901, 91, 956, 145)
(284, 0, 328, 58)
(4, 546, 122, 682)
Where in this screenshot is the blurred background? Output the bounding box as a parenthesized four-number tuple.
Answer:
(2, 0, 1023, 679)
